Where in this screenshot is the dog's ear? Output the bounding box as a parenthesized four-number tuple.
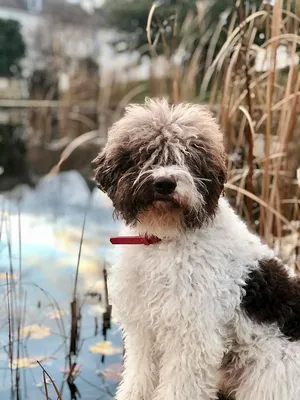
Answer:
(93, 150, 113, 193)
(186, 137, 227, 217)
(93, 147, 134, 194)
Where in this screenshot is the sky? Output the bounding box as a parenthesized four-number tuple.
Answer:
(66, 0, 105, 9)
(65, 0, 105, 14)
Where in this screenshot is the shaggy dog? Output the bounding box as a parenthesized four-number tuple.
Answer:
(93, 99, 300, 400)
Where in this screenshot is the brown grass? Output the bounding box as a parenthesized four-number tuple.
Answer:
(45, 0, 300, 268)
(138, 0, 299, 267)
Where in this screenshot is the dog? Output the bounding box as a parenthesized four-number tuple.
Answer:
(93, 98, 300, 400)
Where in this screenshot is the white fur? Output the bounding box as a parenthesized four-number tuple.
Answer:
(108, 198, 300, 400)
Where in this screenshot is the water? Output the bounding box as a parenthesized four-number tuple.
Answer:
(0, 171, 123, 400)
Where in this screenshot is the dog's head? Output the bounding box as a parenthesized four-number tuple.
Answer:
(93, 99, 226, 238)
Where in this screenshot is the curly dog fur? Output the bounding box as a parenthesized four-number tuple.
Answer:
(94, 98, 300, 400)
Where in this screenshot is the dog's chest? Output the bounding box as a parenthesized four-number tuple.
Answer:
(108, 239, 240, 329)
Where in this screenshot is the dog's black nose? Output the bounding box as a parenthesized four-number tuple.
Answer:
(153, 177, 177, 195)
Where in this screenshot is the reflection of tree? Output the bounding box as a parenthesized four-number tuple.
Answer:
(0, 124, 35, 191)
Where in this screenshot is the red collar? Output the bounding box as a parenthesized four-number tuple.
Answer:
(110, 234, 161, 246)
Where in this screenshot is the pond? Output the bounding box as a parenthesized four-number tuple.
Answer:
(0, 171, 123, 400)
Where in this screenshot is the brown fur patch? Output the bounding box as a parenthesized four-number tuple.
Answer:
(242, 258, 300, 341)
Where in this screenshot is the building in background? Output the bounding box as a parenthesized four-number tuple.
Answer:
(0, 0, 151, 83)
(0, 0, 106, 78)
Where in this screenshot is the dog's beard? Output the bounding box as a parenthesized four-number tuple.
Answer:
(137, 200, 183, 238)
(135, 191, 204, 238)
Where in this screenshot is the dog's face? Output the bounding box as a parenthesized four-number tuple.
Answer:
(93, 99, 226, 237)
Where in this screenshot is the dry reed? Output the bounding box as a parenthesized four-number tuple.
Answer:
(142, 0, 299, 266)
(48, 0, 299, 267)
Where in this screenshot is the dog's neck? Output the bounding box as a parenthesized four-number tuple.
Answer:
(110, 234, 161, 246)
(110, 198, 253, 247)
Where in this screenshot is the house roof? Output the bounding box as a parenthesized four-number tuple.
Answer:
(42, 1, 107, 27)
(0, 0, 26, 9)
(0, 0, 107, 27)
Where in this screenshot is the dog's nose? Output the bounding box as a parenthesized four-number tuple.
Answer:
(153, 177, 177, 195)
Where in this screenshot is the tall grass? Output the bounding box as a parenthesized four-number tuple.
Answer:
(54, 0, 299, 263)
(202, 1, 300, 265)
(134, 0, 299, 265)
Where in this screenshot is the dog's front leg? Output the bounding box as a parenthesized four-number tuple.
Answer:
(116, 324, 157, 400)
(152, 332, 221, 400)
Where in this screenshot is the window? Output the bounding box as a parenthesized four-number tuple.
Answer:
(26, 0, 43, 13)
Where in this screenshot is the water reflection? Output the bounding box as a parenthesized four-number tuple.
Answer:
(0, 171, 122, 399)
